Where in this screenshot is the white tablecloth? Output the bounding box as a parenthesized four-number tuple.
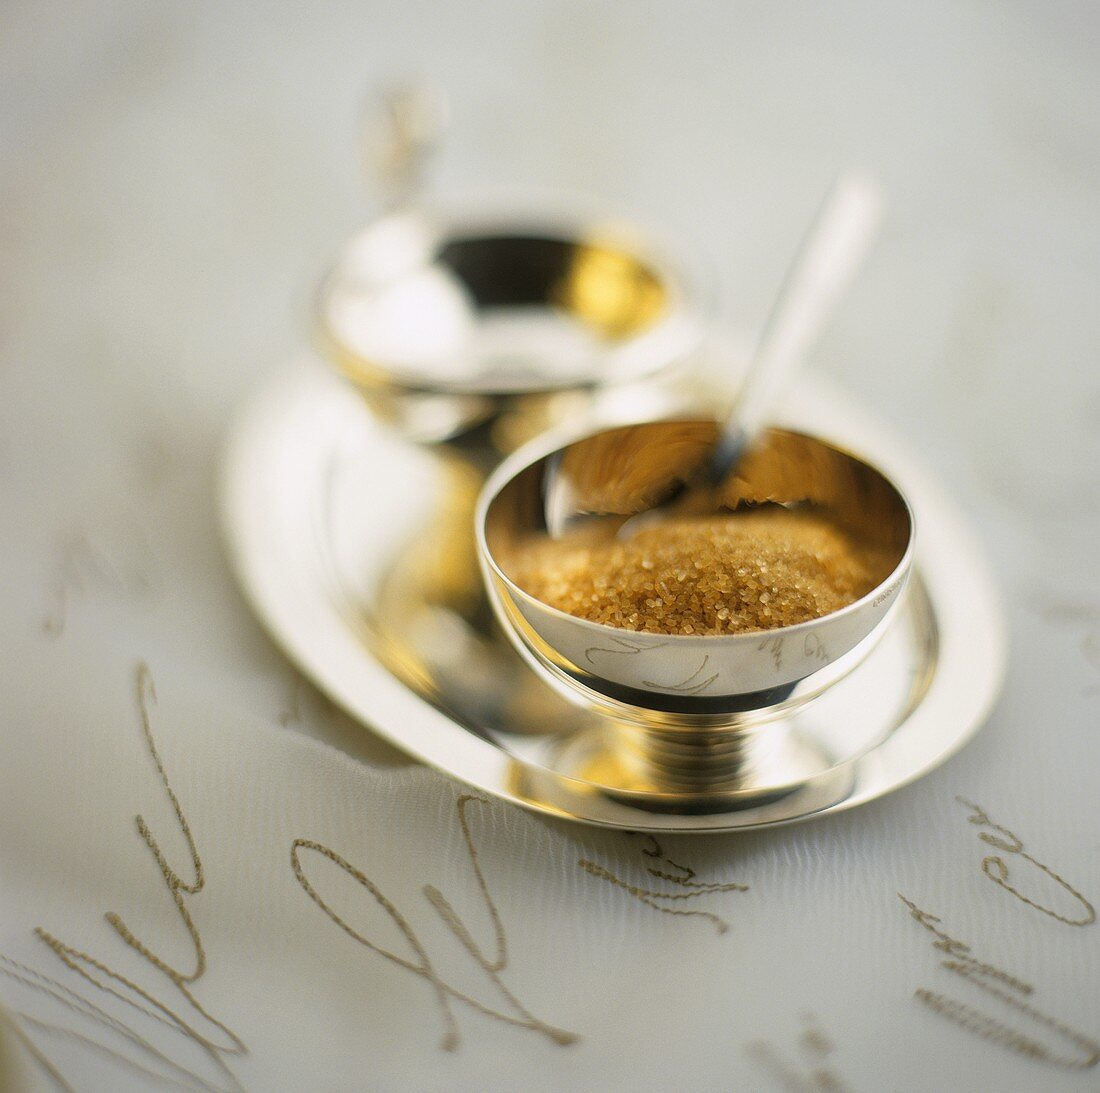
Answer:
(2, 2, 1098, 1089)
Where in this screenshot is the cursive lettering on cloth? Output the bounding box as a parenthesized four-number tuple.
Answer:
(898, 893, 1098, 1070)
(291, 794, 577, 1052)
(1, 663, 245, 1091)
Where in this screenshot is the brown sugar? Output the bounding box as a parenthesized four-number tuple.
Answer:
(510, 508, 889, 636)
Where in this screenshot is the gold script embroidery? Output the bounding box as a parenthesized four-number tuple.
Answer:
(957, 798, 1096, 927)
(1032, 596, 1100, 696)
(746, 1013, 849, 1092)
(42, 532, 147, 639)
(277, 674, 306, 727)
(578, 834, 749, 935)
(0, 663, 245, 1091)
(898, 893, 1099, 1069)
(291, 793, 577, 1052)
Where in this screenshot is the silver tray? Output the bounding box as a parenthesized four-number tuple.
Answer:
(220, 361, 1006, 831)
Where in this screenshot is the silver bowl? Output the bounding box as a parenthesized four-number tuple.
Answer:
(314, 205, 709, 448)
(477, 420, 915, 736)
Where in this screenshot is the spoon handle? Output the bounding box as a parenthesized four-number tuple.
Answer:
(364, 82, 449, 212)
(712, 173, 884, 477)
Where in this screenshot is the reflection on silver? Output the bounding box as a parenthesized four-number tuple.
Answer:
(220, 363, 1006, 832)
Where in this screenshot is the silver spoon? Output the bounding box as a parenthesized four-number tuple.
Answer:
(543, 172, 884, 538)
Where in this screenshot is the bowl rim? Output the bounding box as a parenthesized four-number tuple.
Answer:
(313, 199, 714, 396)
(476, 418, 917, 647)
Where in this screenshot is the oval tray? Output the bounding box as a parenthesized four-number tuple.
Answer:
(220, 361, 1006, 831)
